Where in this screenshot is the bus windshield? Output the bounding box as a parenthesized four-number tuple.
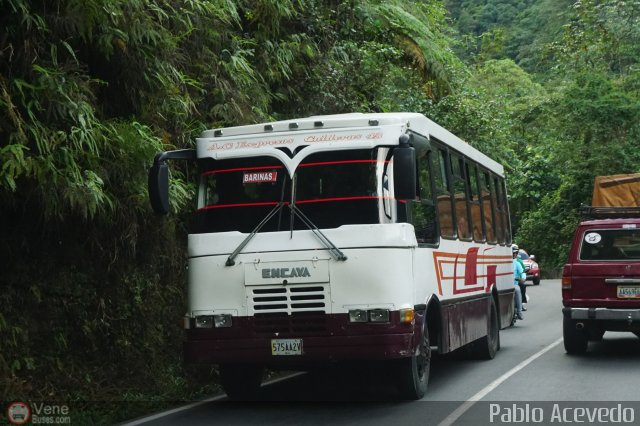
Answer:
(191, 149, 382, 234)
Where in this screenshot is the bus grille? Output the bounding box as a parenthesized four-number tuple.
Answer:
(253, 311, 327, 336)
(249, 285, 329, 335)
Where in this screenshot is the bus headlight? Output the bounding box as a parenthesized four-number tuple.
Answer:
(349, 309, 368, 323)
(195, 315, 213, 328)
(213, 314, 233, 328)
(369, 309, 390, 322)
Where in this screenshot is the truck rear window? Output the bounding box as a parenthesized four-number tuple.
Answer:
(580, 228, 640, 261)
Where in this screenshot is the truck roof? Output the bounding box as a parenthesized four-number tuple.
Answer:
(579, 218, 640, 227)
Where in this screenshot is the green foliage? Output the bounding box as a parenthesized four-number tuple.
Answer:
(445, 0, 574, 69)
(516, 182, 582, 269)
(275, 0, 460, 118)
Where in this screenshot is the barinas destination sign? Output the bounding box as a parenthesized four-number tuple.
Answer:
(243, 171, 277, 183)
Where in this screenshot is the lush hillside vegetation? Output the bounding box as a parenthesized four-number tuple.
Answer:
(1, 0, 639, 422)
(445, 0, 640, 262)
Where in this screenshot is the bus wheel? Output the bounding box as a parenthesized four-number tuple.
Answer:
(563, 318, 588, 355)
(396, 327, 430, 400)
(219, 364, 263, 400)
(467, 297, 499, 360)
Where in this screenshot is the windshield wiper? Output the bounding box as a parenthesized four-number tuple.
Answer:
(288, 203, 347, 262)
(226, 202, 285, 266)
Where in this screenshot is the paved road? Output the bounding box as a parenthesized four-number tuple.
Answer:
(123, 280, 640, 426)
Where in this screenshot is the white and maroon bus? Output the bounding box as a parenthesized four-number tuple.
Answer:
(148, 113, 514, 399)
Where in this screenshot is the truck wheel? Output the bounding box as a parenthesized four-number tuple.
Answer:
(467, 298, 500, 359)
(563, 318, 588, 355)
(396, 326, 430, 400)
(533, 277, 541, 285)
(219, 364, 263, 400)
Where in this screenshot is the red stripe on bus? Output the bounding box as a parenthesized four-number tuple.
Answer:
(197, 201, 286, 211)
(295, 196, 385, 204)
(298, 160, 389, 168)
(201, 160, 387, 176)
(198, 196, 386, 210)
(201, 165, 284, 176)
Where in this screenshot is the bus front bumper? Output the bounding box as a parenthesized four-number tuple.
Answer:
(184, 333, 415, 365)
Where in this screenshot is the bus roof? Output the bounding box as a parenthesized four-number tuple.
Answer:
(197, 113, 504, 176)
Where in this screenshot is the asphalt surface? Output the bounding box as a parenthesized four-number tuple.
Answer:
(123, 279, 640, 426)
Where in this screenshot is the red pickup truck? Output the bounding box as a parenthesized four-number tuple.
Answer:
(562, 206, 640, 354)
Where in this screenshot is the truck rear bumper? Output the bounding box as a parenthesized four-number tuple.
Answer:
(563, 307, 640, 321)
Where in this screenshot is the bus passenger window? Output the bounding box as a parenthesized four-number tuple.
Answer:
(412, 150, 438, 244)
(433, 148, 454, 239)
(451, 153, 472, 240)
(500, 179, 511, 244)
(466, 162, 484, 242)
(482, 171, 496, 243)
(492, 176, 505, 244)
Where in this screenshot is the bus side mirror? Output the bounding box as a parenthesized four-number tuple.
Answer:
(393, 135, 417, 200)
(149, 162, 170, 215)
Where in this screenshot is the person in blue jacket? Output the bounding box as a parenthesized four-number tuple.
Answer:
(512, 245, 525, 321)
(512, 244, 527, 310)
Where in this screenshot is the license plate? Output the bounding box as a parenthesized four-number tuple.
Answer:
(271, 339, 303, 355)
(617, 286, 640, 298)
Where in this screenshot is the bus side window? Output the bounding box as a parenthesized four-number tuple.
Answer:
(466, 162, 485, 242)
(433, 147, 455, 239)
(482, 171, 497, 244)
(492, 176, 506, 244)
(451, 153, 472, 240)
(500, 179, 512, 244)
(412, 150, 438, 244)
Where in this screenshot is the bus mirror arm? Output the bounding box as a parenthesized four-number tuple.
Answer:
(148, 149, 196, 215)
(153, 149, 197, 165)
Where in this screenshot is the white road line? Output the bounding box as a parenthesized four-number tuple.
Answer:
(119, 372, 305, 426)
(437, 337, 563, 426)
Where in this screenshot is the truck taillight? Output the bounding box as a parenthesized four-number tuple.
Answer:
(561, 264, 572, 290)
(561, 276, 572, 290)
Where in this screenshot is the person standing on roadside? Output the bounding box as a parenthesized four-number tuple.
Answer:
(512, 245, 525, 321)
